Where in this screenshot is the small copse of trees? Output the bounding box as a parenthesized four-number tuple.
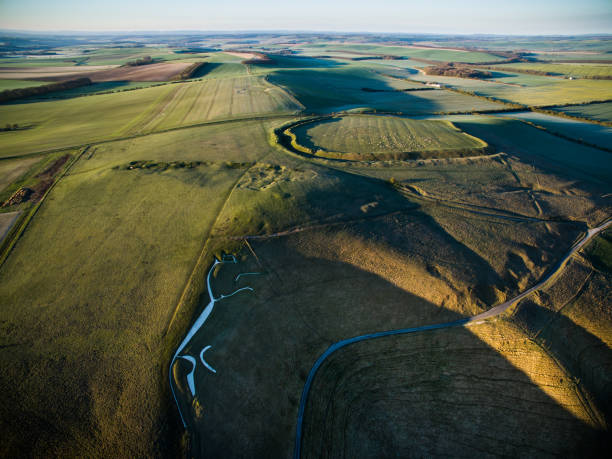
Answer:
(172, 62, 207, 80)
(125, 55, 153, 66)
(0, 78, 92, 103)
(424, 64, 493, 79)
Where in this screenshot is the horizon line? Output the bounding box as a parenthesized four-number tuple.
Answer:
(1, 28, 612, 37)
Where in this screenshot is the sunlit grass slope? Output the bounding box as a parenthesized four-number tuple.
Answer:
(0, 120, 276, 457)
(512, 230, 612, 429)
(0, 76, 300, 157)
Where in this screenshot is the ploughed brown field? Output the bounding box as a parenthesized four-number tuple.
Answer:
(0, 65, 116, 80)
(0, 62, 194, 82)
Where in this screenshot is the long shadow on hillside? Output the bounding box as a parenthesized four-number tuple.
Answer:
(254, 55, 346, 70)
(171, 239, 606, 459)
(289, 164, 506, 306)
(267, 67, 442, 114)
(453, 118, 612, 185)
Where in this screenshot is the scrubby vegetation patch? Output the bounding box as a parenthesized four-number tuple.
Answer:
(113, 160, 254, 172)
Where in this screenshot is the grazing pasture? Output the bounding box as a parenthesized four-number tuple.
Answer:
(80, 119, 275, 168)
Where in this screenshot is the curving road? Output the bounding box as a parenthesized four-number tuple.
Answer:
(293, 219, 611, 459)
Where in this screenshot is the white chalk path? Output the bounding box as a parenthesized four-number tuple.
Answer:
(169, 255, 254, 427)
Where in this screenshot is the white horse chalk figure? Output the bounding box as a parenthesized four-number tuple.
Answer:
(169, 255, 255, 427)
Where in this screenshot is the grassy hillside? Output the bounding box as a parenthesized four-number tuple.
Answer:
(511, 229, 612, 430)
(175, 210, 588, 457)
(0, 119, 278, 457)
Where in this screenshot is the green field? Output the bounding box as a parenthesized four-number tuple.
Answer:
(18, 81, 166, 100)
(493, 62, 612, 79)
(0, 79, 49, 91)
(551, 101, 612, 123)
(291, 115, 488, 160)
(0, 76, 300, 157)
(197, 62, 248, 78)
(409, 71, 612, 106)
(417, 37, 611, 53)
(535, 52, 612, 62)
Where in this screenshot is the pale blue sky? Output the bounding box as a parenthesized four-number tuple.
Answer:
(1, 0, 611, 34)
